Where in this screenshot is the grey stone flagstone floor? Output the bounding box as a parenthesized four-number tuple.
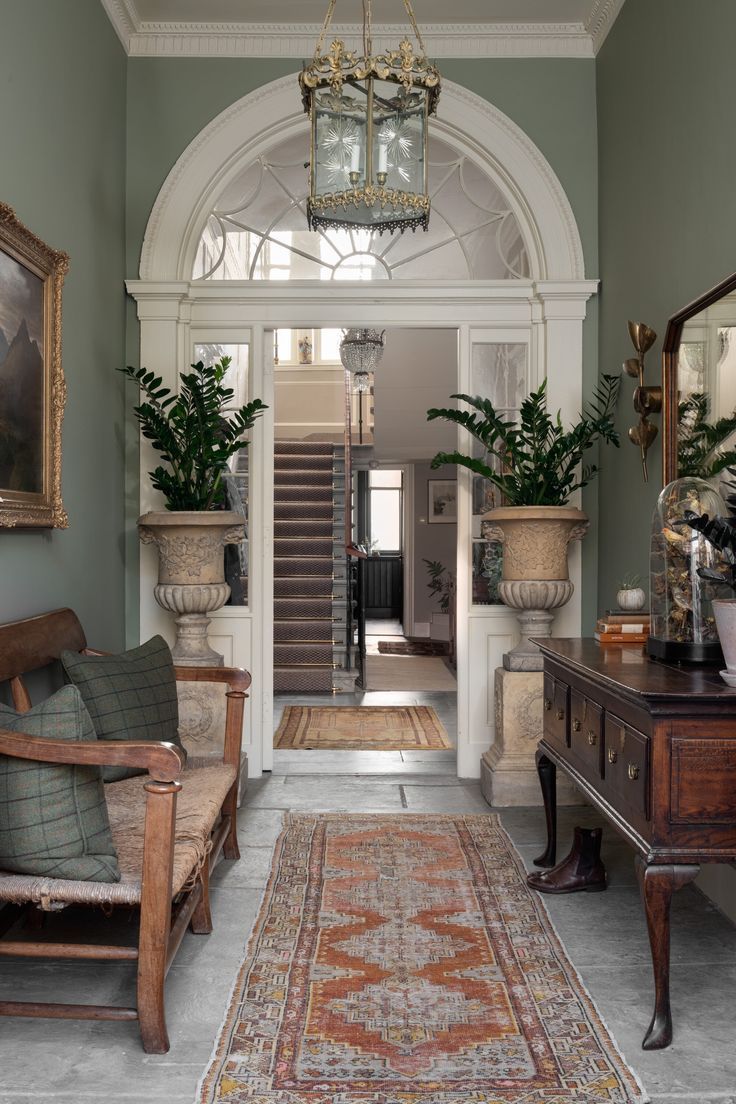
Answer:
(0, 689, 735, 1102)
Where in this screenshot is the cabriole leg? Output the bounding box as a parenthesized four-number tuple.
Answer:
(635, 858, 699, 1050)
(533, 750, 557, 868)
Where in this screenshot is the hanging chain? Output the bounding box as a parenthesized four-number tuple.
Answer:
(314, 0, 338, 58)
(363, 0, 373, 58)
(403, 0, 427, 55)
(314, 0, 427, 64)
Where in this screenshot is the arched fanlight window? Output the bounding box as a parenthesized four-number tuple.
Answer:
(193, 131, 530, 282)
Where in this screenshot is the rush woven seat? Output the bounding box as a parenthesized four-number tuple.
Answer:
(0, 761, 236, 909)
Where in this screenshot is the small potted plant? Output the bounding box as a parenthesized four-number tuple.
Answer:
(616, 572, 646, 612)
(123, 357, 267, 665)
(427, 375, 620, 668)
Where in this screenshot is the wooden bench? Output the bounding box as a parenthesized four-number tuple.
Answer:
(0, 608, 250, 1053)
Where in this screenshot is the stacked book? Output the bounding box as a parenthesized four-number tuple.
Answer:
(595, 611, 651, 644)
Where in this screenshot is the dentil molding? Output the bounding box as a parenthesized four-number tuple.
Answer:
(101, 3, 626, 58)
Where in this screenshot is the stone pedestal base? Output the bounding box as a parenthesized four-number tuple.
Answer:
(480, 667, 578, 807)
(177, 680, 248, 805)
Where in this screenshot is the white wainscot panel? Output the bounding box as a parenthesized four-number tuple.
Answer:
(208, 608, 256, 772)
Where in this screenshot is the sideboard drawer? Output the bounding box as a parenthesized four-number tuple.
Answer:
(543, 673, 569, 752)
(569, 690, 603, 782)
(603, 714, 650, 821)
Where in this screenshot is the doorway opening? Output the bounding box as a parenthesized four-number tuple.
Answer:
(271, 325, 458, 768)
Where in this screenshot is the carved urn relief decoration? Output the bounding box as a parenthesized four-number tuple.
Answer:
(138, 511, 244, 666)
(483, 506, 589, 671)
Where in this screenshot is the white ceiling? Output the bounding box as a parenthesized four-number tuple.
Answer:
(102, 0, 625, 57)
(131, 0, 599, 24)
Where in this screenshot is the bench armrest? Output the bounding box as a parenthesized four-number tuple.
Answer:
(80, 650, 251, 777)
(172, 664, 251, 693)
(0, 729, 184, 783)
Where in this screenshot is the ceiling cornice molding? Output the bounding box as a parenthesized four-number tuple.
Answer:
(585, 0, 626, 52)
(123, 21, 596, 59)
(100, 0, 139, 51)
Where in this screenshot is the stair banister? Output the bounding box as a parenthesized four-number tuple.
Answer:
(343, 369, 367, 688)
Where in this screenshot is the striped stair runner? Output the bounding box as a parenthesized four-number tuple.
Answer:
(273, 441, 336, 694)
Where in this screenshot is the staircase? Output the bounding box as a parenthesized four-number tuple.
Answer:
(273, 441, 337, 693)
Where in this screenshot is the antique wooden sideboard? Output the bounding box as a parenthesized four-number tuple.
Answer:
(534, 638, 736, 1050)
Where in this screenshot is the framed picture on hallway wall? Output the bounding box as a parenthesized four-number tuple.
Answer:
(428, 479, 457, 523)
(0, 203, 69, 528)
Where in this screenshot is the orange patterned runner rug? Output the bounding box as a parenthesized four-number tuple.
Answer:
(273, 705, 451, 750)
(198, 814, 646, 1104)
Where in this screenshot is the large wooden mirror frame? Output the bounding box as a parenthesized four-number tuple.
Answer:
(663, 270, 736, 485)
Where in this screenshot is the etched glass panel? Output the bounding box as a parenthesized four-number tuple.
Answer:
(193, 132, 529, 282)
(193, 341, 251, 606)
(468, 341, 528, 606)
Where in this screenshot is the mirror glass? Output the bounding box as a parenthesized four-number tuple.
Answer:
(664, 274, 736, 489)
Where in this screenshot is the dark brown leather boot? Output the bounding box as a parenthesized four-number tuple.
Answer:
(526, 826, 606, 894)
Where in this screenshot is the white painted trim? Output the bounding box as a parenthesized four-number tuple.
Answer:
(140, 74, 587, 283)
(123, 21, 595, 58)
(585, 0, 627, 52)
(100, 0, 139, 51)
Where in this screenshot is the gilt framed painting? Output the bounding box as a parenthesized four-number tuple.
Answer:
(0, 203, 68, 527)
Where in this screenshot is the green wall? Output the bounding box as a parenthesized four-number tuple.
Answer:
(0, 0, 127, 649)
(597, 0, 736, 610)
(124, 56, 600, 626)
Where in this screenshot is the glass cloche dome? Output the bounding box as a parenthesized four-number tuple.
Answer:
(648, 477, 733, 663)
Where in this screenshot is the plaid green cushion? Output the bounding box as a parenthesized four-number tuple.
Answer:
(0, 686, 120, 882)
(61, 635, 183, 782)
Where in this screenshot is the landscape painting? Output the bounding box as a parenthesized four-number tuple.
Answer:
(0, 202, 69, 528)
(0, 247, 45, 495)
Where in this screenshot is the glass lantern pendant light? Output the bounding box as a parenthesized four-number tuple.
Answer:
(299, 0, 441, 235)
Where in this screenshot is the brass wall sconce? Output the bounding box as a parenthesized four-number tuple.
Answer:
(624, 321, 662, 482)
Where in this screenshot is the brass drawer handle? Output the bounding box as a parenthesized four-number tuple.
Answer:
(587, 730, 597, 746)
(608, 748, 618, 764)
(572, 718, 581, 732)
(628, 763, 640, 781)
(544, 698, 552, 711)
(556, 709, 565, 721)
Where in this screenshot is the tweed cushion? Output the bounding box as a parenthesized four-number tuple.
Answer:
(0, 686, 120, 882)
(61, 635, 184, 783)
(0, 761, 236, 907)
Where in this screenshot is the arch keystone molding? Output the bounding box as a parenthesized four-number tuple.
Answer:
(131, 72, 597, 783)
(140, 73, 587, 284)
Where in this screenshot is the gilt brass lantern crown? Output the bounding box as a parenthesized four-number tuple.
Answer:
(299, 0, 440, 235)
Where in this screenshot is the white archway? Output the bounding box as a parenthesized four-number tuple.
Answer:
(129, 71, 596, 783)
(140, 73, 586, 283)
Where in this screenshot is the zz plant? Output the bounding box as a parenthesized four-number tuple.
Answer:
(427, 376, 620, 507)
(122, 357, 267, 511)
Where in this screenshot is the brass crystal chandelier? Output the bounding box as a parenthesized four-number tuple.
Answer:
(299, 0, 441, 235)
(340, 328, 385, 391)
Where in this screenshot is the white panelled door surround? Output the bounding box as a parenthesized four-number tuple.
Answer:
(128, 74, 597, 779)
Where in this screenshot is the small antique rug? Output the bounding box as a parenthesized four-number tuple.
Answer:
(365, 654, 457, 691)
(198, 814, 646, 1103)
(273, 705, 451, 750)
(378, 638, 450, 656)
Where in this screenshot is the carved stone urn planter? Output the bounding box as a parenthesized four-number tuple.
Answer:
(138, 511, 245, 667)
(482, 506, 589, 671)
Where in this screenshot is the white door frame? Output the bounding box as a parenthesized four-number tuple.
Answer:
(128, 71, 595, 779)
(128, 283, 596, 778)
